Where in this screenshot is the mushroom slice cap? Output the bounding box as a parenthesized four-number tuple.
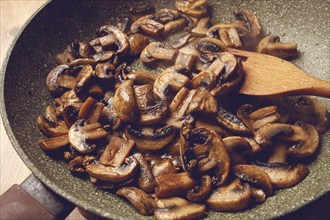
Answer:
(116, 187, 156, 215)
(86, 156, 139, 182)
(37, 135, 69, 151)
(153, 65, 190, 100)
(128, 33, 150, 56)
(131, 15, 164, 37)
(133, 153, 155, 193)
(46, 65, 75, 93)
(113, 80, 137, 123)
(233, 164, 273, 196)
(100, 136, 135, 167)
(68, 119, 107, 154)
(254, 162, 309, 188)
(216, 106, 250, 135)
(155, 172, 195, 198)
(195, 37, 227, 53)
(254, 123, 293, 147)
(281, 122, 319, 159)
(258, 35, 298, 60)
(125, 125, 176, 151)
(155, 197, 205, 220)
(206, 178, 252, 211)
(97, 25, 130, 55)
(223, 136, 252, 164)
(186, 175, 212, 202)
(234, 9, 262, 38)
(187, 90, 217, 114)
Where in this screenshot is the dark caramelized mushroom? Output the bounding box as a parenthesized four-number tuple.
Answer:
(175, 0, 208, 18)
(128, 33, 150, 56)
(186, 175, 212, 202)
(37, 135, 69, 151)
(216, 106, 250, 135)
(195, 37, 227, 54)
(233, 9, 262, 38)
(133, 153, 155, 193)
(131, 15, 165, 37)
(140, 42, 177, 65)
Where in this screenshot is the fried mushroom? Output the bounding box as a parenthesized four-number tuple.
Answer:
(258, 35, 298, 60)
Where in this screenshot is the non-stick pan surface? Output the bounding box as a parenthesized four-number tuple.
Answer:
(1, 0, 329, 219)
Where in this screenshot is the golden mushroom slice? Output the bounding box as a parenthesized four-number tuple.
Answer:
(113, 79, 138, 123)
(37, 135, 69, 151)
(116, 187, 156, 215)
(233, 164, 273, 196)
(68, 119, 107, 154)
(175, 0, 209, 18)
(207, 178, 252, 211)
(254, 162, 309, 188)
(258, 35, 298, 60)
(86, 156, 139, 183)
(140, 42, 177, 65)
(155, 197, 205, 220)
(124, 124, 176, 151)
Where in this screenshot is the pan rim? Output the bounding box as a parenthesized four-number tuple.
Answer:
(0, 1, 329, 219)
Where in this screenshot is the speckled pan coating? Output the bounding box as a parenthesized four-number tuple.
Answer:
(0, 0, 329, 219)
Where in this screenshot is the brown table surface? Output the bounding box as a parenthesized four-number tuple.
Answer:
(0, 1, 329, 220)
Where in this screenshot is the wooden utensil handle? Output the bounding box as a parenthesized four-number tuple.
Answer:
(0, 174, 75, 219)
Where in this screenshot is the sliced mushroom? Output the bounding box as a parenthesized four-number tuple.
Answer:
(94, 62, 116, 83)
(151, 8, 180, 24)
(140, 42, 177, 65)
(233, 9, 262, 38)
(37, 106, 69, 137)
(282, 96, 330, 134)
(68, 156, 85, 173)
(254, 123, 293, 147)
(86, 156, 139, 182)
(175, 52, 197, 71)
(97, 25, 130, 55)
(37, 135, 69, 151)
(186, 90, 217, 115)
(191, 58, 225, 90)
(195, 37, 227, 53)
(175, 0, 208, 18)
(100, 136, 135, 167)
(77, 97, 104, 123)
(254, 162, 309, 188)
(233, 164, 273, 196)
(267, 143, 287, 163)
(237, 104, 285, 132)
(163, 17, 187, 37)
(154, 172, 195, 198)
(134, 84, 169, 125)
(133, 153, 155, 193)
(182, 127, 231, 185)
(172, 33, 192, 49)
(223, 136, 252, 164)
(152, 159, 178, 178)
(69, 41, 95, 58)
(155, 197, 205, 220)
(74, 64, 94, 100)
(166, 88, 197, 128)
(153, 66, 190, 101)
(191, 16, 210, 36)
(216, 106, 251, 135)
(251, 188, 266, 204)
(280, 122, 319, 159)
(196, 118, 230, 137)
(46, 65, 76, 94)
(126, 71, 157, 86)
(116, 187, 156, 215)
(113, 79, 138, 123)
(100, 92, 122, 130)
(207, 22, 249, 38)
(128, 33, 150, 56)
(186, 175, 212, 202)
(206, 178, 252, 211)
(258, 35, 298, 60)
(68, 119, 108, 154)
(131, 15, 164, 37)
(124, 124, 176, 151)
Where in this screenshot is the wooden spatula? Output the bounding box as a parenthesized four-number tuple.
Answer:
(228, 48, 330, 98)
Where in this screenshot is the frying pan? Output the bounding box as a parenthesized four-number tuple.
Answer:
(1, 0, 329, 219)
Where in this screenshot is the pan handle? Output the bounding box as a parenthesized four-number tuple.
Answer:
(0, 174, 75, 220)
